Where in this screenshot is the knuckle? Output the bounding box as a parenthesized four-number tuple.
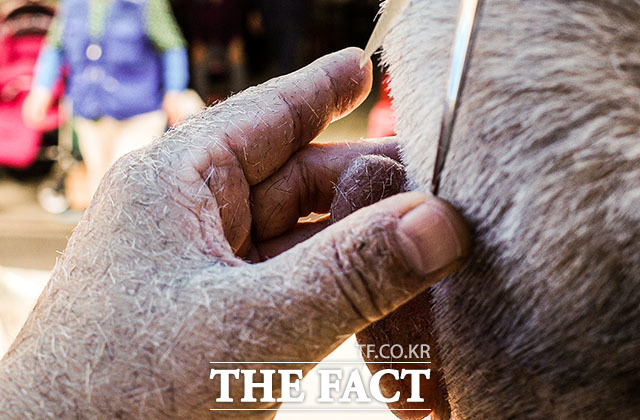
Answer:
(329, 216, 412, 322)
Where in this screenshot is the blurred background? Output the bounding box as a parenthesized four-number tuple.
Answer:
(0, 4, 401, 416)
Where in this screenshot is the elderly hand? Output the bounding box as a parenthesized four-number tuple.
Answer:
(0, 48, 470, 419)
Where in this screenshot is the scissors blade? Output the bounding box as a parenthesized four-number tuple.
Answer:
(360, 0, 411, 68)
(431, 0, 482, 195)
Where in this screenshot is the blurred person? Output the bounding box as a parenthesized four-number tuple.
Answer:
(21, 0, 197, 197)
(184, 0, 248, 100)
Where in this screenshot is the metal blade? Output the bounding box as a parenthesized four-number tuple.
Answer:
(431, 0, 482, 195)
(360, 0, 411, 68)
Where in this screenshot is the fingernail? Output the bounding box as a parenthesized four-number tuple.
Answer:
(396, 198, 469, 275)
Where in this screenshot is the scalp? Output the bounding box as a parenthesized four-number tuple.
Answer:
(383, 0, 640, 418)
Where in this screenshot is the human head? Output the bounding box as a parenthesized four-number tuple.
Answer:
(384, 1, 640, 418)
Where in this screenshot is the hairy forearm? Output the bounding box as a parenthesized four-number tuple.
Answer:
(0, 192, 298, 419)
(0, 166, 213, 418)
(0, 271, 86, 418)
(0, 256, 213, 418)
(0, 351, 71, 418)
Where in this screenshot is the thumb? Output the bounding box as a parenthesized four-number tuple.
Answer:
(259, 191, 471, 359)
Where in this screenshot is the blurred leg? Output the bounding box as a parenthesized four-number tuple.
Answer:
(111, 110, 167, 161)
(74, 116, 116, 196)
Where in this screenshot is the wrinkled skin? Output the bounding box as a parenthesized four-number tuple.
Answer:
(330, 155, 449, 420)
(357, 292, 445, 420)
(0, 49, 471, 419)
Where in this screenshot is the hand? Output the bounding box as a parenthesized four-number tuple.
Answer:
(162, 89, 204, 126)
(330, 155, 447, 420)
(0, 48, 471, 419)
(21, 86, 52, 130)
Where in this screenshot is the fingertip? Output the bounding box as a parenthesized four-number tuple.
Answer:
(337, 46, 371, 70)
(323, 47, 373, 118)
(395, 193, 471, 276)
(376, 191, 435, 215)
(359, 55, 370, 69)
(349, 47, 374, 97)
(359, 137, 401, 161)
(347, 47, 374, 92)
(428, 196, 472, 259)
(351, 46, 373, 72)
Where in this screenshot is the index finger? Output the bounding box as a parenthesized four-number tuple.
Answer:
(211, 47, 373, 185)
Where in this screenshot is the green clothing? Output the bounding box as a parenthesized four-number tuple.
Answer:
(45, 0, 185, 51)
